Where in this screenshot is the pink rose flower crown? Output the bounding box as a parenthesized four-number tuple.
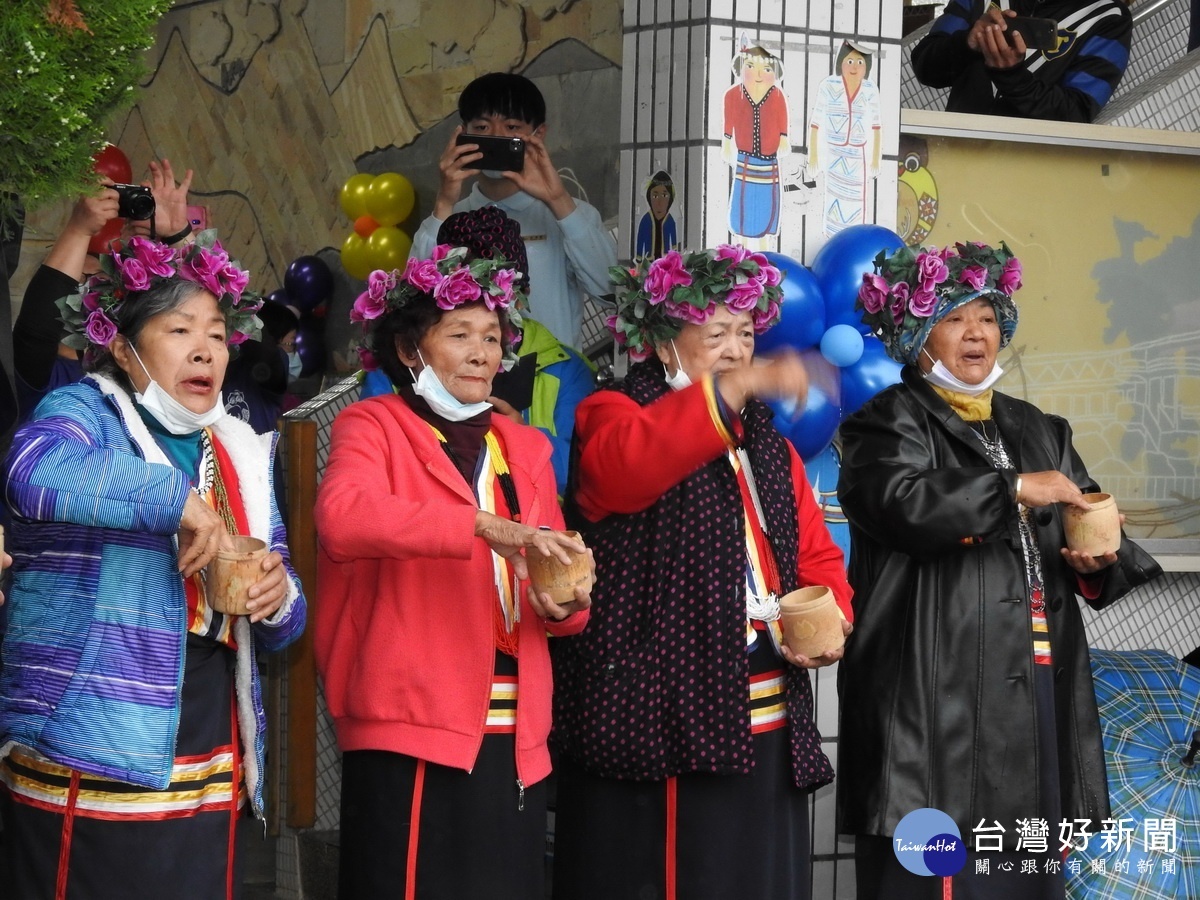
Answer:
(350, 244, 529, 371)
(56, 230, 263, 356)
(607, 245, 784, 363)
(855, 240, 1020, 366)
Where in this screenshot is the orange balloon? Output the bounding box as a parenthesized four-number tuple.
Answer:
(366, 227, 412, 272)
(340, 233, 373, 281)
(354, 215, 379, 239)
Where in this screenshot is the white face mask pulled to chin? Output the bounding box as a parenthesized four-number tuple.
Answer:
(663, 340, 693, 392)
(921, 348, 1005, 396)
(129, 344, 225, 435)
(410, 350, 493, 422)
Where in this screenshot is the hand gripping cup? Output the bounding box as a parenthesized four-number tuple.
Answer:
(778, 586, 845, 659)
(526, 531, 592, 606)
(1062, 492, 1121, 556)
(207, 536, 268, 616)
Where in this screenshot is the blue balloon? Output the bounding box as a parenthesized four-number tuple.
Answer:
(284, 255, 334, 311)
(294, 316, 326, 377)
(770, 385, 841, 461)
(755, 252, 826, 353)
(840, 338, 903, 415)
(820, 324, 865, 368)
(810, 224, 904, 334)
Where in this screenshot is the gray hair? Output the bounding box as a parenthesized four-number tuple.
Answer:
(86, 279, 215, 388)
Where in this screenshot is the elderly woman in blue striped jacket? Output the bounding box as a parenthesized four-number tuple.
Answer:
(0, 233, 306, 900)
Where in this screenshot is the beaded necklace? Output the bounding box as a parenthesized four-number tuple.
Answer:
(199, 429, 240, 535)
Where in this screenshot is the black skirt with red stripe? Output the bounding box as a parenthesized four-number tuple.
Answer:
(0, 634, 244, 900)
(551, 637, 812, 900)
(852, 666, 1065, 900)
(337, 652, 548, 900)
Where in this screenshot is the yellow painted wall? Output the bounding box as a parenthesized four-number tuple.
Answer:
(910, 136, 1200, 539)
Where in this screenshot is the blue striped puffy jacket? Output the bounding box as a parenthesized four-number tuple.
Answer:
(0, 374, 305, 817)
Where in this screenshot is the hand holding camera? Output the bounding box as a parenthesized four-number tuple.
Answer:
(109, 183, 156, 221)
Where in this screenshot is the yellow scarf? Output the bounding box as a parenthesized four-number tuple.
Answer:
(931, 385, 993, 422)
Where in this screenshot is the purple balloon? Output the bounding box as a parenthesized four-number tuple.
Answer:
(756, 252, 826, 353)
(294, 317, 326, 377)
(769, 385, 841, 461)
(810, 225, 905, 334)
(840, 338, 903, 415)
(284, 256, 334, 311)
(266, 287, 289, 308)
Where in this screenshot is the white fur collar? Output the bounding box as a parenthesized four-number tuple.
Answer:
(87, 373, 275, 542)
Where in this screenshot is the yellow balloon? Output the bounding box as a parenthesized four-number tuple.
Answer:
(365, 173, 416, 228)
(340, 232, 373, 281)
(366, 226, 413, 272)
(339, 173, 375, 220)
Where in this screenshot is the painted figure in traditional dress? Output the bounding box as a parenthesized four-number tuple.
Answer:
(808, 42, 882, 236)
(723, 38, 788, 249)
(635, 170, 678, 260)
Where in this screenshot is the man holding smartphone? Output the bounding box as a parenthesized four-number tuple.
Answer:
(410, 72, 617, 350)
(911, 0, 1133, 123)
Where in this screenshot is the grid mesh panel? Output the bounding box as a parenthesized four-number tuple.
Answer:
(275, 376, 362, 898)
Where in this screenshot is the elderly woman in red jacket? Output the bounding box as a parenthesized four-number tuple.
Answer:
(314, 227, 592, 900)
(551, 246, 853, 900)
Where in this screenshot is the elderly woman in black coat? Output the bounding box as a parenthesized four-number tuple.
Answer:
(836, 242, 1161, 900)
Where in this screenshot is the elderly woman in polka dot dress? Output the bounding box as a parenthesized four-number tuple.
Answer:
(551, 246, 853, 900)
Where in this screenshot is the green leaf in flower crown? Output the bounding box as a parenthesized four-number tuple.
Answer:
(192, 228, 220, 251)
(61, 333, 88, 351)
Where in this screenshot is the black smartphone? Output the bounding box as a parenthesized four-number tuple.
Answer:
(1005, 16, 1058, 51)
(456, 134, 526, 172)
(490, 354, 536, 411)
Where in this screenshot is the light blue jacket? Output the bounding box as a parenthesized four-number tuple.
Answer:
(0, 374, 306, 816)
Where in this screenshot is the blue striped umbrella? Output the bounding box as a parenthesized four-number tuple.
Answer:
(1066, 650, 1200, 900)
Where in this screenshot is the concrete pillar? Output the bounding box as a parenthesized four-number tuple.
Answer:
(618, 0, 902, 264)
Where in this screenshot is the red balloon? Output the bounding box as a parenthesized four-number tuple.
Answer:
(88, 218, 125, 255)
(93, 143, 132, 184)
(354, 215, 380, 239)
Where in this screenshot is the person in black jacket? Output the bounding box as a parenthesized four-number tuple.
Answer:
(910, 0, 1132, 123)
(837, 241, 1161, 899)
(13, 159, 194, 423)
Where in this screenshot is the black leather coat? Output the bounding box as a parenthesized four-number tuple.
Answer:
(835, 367, 1161, 847)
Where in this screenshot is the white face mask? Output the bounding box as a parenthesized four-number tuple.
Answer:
(129, 344, 225, 435)
(480, 169, 506, 180)
(410, 350, 493, 422)
(922, 349, 1005, 396)
(286, 351, 302, 380)
(663, 340, 693, 392)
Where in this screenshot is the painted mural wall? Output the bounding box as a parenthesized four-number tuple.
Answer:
(15, 0, 623, 372)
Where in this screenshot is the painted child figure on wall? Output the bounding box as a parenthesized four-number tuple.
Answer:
(634, 170, 678, 259)
(807, 41, 882, 237)
(722, 36, 788, 250)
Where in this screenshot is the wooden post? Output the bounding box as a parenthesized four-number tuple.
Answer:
(284, 418, 318, 828)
